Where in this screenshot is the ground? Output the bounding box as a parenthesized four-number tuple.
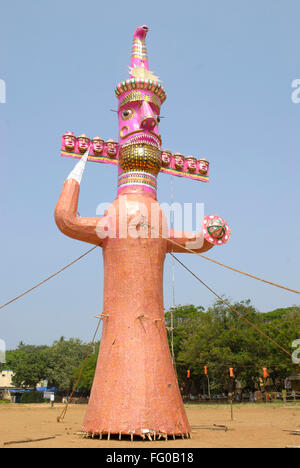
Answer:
(0, 402, 299, 448)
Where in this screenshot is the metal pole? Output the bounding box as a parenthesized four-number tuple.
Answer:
(170, 176, 175, 365)
(207, 375, 211, 400)
(229, 377, 234, 421)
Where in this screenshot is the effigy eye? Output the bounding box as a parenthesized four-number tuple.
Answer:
(122, 108, 134, 120)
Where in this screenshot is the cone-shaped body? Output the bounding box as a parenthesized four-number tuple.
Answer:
(82, 193, 191, 437)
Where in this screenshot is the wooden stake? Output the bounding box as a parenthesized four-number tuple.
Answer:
(228, 392, 234, 421)
(4, 436, 56, 446)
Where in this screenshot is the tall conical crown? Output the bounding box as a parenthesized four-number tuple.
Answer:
(115, 25, 167, 105)
(130, 25, 150, 73)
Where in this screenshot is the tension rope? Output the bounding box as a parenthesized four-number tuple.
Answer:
(0, 229, 296, 421)
(169, 253, 293, 359)
(169, 175, 176, 365)
(0, 246, 98, 311)
(0, 220, 297, 359)
(1, 233, 299, 313)
(164, 237, 300, 295)
(57, 317, 102, 423)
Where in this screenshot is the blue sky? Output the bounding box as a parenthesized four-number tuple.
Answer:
(0, 0, 299, 349)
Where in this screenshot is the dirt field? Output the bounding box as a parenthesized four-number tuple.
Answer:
(0, 402, 299, 448)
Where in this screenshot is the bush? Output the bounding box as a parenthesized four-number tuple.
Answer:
(20, 391, 44, 404)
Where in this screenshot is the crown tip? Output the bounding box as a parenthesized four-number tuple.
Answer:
(134, 25, 149, 40)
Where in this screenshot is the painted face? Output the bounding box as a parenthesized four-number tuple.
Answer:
(106, 141, 118, 157)
(118, 90, 161, 147)
(64, 134, 76, 151)
(117, 90, 162, 175)
(187, 157, 197, 171)
(78, 136, 90, 153)
(207, 218, 226, 239)
(161, 151, 172, 166)
(198, 159, 209, 175)
(174, 154, 184, 170)
(93, 138, 104, 155)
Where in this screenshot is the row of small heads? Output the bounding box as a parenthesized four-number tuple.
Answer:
(62, 132, 210, 174)
(63, 132, 118, 156)
(160, 151, 209, 174)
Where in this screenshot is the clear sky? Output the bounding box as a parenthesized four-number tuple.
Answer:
(0, 0, 299, 349)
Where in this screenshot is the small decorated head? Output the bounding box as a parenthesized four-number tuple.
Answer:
(174, 152, 184, 170)
(77, 134, 90, 153)
(106, 139, 118, 157)
(115, 26, 166, 176)
(202, 215, 231, 245)
(63, 131, 76, 151)
(207, 218, 226, 239)
(93, 137, 104, 155)
(198, 158, 209, 175)
(161, 150, 172, 167)
(186, 156, 197, 172)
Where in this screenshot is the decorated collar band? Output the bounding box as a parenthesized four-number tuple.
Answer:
(117, 170, 157, 196)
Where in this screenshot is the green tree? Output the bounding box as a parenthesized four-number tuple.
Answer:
(2, 338, 91, 392)
(2, 302, 299, 396)
(45, 338, 90, 393)
(73, 342, 100, 394)
(166, 300, 300, 394)
(4, 343, 49, 388)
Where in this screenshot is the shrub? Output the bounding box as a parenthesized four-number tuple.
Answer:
(20, 391, 44, 404)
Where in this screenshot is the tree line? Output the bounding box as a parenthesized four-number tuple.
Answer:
(165, 300, 300, 394)
(1, 300, 299, 395)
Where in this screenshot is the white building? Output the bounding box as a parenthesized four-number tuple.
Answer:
(0, 369, 14, 388)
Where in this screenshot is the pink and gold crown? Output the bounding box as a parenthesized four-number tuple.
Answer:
(115, 25, 167, 106)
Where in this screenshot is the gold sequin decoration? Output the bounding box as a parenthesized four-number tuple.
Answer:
(119, 91, 161, 110)
(119, 144, 162, 176)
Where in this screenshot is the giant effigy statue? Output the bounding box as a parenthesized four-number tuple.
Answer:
(55, 25, 230, 439)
